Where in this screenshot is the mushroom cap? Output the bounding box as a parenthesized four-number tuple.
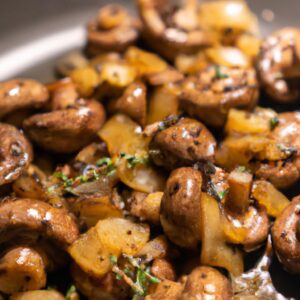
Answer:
(0, 123, 33, 186)
(257, 27, 300, 103)
(0, 198, 79, 247)
(160, 167, 202, 249)
(180, 66, 259, 127)
(150, 118, 216, 170)
(0, 79, 49, 119)
(23, 99, 106, 153)
(272, 196, 300, 273)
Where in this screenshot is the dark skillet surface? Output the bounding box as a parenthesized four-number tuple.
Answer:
(0, 0, 300, 298)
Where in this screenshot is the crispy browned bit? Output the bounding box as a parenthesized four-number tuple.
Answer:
(0, 79, 49, 119)
(0, 123, 33, 186)
(179, 66, 259, 127)
(181, 266, 232, 300)
(86, 4, 141, 56)
(137, 0, 212, 61)
(107, 81, 147, 126)
(272, 196, 300, 273)
(255, 112, 300, 189)
(257, 27, 300, 103)
(149, 118, 216, 170)
(23, 98, 106, 153)
(160, 167, 202, 249)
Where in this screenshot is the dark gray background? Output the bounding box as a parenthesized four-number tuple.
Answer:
(0, 0, 299, 81)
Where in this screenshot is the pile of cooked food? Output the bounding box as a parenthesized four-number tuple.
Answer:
(1, 0, 300, 299)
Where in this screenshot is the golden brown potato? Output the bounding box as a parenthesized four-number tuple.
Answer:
(145, 280, 183, 300)
(200, 193, 243, 276)
(160, 167, 202, 249)
(10, 290, 65, 300)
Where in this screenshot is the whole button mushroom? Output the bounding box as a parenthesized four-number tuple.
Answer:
(137, 0, 212, 61)
(24, 98, 106, 153)
(0, 123, 33, 186)
(149, 117, 216, 170)
(160, 167, 202, 249)
(0, 198, 79, 294)
(86, 4, 141, 56)
(181, 266, 232, 300)
(257, 27, 300, 103)
(256, 112, 300, 189)
(272, 196, 300, 273)
(180, 65, 259, 127)
(0, 79, 49, 119)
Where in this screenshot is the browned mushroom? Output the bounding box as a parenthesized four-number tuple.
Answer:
(151, 258, 176, 281)
(255, 112, 300, 189)
(137, 0, 212, 61)
(107, 81, 147, 126)
(179, 65, 259, 127)
(0, 79, 49, 119)
(86, 4, 140, 56)
(181, 266, 232, 300)
(257, 27, 300, 103)
(0, 246, 47, 294)
(149, 117, 216, 170)
(272, 196, 300, 273)
(145, 280, 184, 300)
(160, 167, 202, 249)
(23, 98, 106, 153)
(222, 168, 269, 252)
(0, 123, 33, 186)
(0, 198, 79, 294)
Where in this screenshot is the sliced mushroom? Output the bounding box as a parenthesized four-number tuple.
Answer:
(0, 123, 33, 186)
(222, 168, 269, 251)
(149, 118, 216, 170)
(23, 98, 106, 153)
(181, 266, 232, 300)
(272, 196, 300, 273)
(137, 0, 212, 61)
(160, 167, 202, 249)
(86, 4, 140, 56)
(179, 66, 259, 127)
(255, 112, 300, 189)
(257, 27, 300, 103)
(0, 198, 79, 246)
(0, 79, 49, 119)
(0, 246, 46, 294)
(107, 81, 147, 126)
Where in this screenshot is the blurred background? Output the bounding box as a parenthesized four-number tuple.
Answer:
(0, 0, 299, 80)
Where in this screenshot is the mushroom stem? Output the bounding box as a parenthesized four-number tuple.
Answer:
(225, 168, 253, 215)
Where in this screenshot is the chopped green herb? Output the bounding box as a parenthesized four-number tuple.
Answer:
(110, 255, 118, 265)
(96, 157, 113, 167)
(236, 166, 247, 173)
(120, 153, 150, 169)
(65, 285, 76, 300)
(157, 115, 182, 132)
(215, 65, 229, 79)
(270, 117, 279, 130)
(218, 190, 228, 200)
